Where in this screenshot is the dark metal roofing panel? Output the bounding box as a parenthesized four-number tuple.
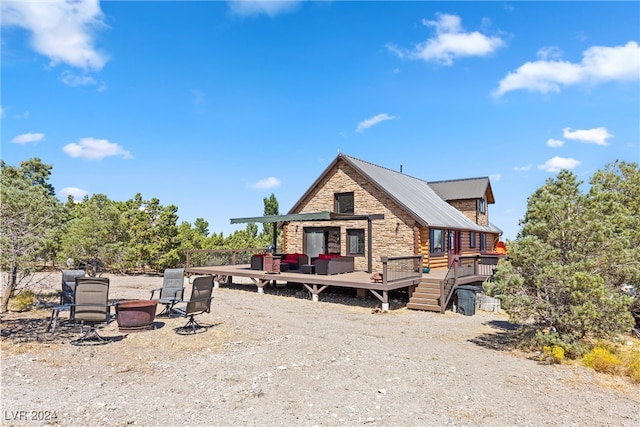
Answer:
(342, 155, 492, 232)
(230, 211, 384, 224)
(231, 212, 331, 224)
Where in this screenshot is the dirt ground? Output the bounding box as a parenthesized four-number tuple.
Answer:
(1, 272, 639, 426)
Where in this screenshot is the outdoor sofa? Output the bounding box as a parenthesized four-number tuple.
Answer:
(314, 254, 355, 275)
(275, 253, 309, 270)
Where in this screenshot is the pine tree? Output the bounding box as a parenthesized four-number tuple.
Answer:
(487, 163, 638, 352)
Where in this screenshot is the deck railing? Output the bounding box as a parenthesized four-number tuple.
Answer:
(380, 255, 423, 285)
(186, 248, 264, 269)
(440, 254, 503, 313)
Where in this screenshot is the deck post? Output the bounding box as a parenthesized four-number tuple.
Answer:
(381, 257, 388, 286)
(440, 279, 446, 314)
(367, 217, 373, 273)
(272, 222, 278, 253)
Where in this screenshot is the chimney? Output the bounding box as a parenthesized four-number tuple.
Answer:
(400, 165, 403, 173)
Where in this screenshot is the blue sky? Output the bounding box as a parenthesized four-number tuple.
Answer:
(2, 1, 639, 241)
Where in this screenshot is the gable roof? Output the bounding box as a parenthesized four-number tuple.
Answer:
(428, 177, 495, 204)
(289, 153, 501, 234)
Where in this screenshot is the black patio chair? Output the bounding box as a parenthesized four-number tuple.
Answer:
(61, 269, 85, 306)
(173, 276, 214, 335)
(70, 277, 111, 346)
(47, 269, 86, 332)
(150, 268, 185, 317)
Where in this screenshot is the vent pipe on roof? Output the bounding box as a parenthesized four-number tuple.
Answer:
(400, 165, 403, 173)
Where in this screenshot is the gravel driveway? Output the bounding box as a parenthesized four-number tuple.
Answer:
(1, 273, 638, 426)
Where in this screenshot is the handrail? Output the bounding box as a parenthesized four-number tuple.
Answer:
(380, 255, 423, 286)
(439, 254, 503, 313)
(186, 248, 264, 269)
(441, 262, 457, 314)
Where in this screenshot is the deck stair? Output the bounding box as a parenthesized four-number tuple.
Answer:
(406, 277, 442, 312)
(406, 255, 502, 313)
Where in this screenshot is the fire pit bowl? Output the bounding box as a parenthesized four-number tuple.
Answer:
(115, 300, 157, 332)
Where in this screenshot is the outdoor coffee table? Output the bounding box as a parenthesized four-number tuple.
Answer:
(300, 264, 315, 274)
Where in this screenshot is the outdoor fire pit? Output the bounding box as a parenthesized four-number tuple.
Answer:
(115, 299, 157, 332)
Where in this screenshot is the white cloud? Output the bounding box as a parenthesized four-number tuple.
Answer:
(227, 0, 301, 17)
(11, 132, 45, 144)
(1, 0, 109, 71)
(494, 41, 640, 96)
(537, 46, 563, 61)
(356, 113, 396, 133)
(514, 165, 532, 172)
(547, 138, 565, 148)
(538, 156, 580, 172)
(61, 70, 105, 90)
(59, 186, 89, 201)
(562, 127, 612, 146)
(0, 105, 4, 119)
(387, 13, 505, 66)
(252, 177, 281, 190)
(62, 137, 132, 160)
(489, 174, 502, 181)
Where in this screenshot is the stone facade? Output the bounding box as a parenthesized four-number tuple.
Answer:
(447, 199, 489, 227)
(284, 161, 416, 272)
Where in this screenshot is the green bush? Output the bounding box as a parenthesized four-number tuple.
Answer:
(535, 330, 590, 359)
(11, 290, 36, 312)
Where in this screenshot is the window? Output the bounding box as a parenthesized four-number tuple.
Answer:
(347, 229, 365, 255)
(335, 192, 354, 214)
(429, 229, 445, 254)
(469, 232, 476, 248)
(479, 197, 486, 214)
(480, 233, 487, 251)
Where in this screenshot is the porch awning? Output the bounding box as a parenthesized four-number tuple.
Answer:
(230, 211, 383, 224)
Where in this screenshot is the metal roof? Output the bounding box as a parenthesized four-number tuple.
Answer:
(428, 177, 495, 204)
(341, 155, 496, 231)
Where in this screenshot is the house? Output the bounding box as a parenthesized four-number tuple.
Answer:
(281, 153, 502, 273)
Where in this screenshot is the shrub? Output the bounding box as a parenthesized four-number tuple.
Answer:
(541, 345, 565, 364)
(625, 351, 640, 383)
(11, 290, 36, 312)
(535, 330, 590, 359)
(583, 346, 622, 374)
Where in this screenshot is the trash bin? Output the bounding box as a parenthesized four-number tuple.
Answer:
(456, 285, 481, 316)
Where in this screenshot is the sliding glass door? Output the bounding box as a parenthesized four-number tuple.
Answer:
(304, 227, 341, 258)
(305, 229, 325, 259)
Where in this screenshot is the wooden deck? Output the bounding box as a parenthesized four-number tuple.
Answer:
(186, 264, 422, 310)
(186, 254, 500, 312)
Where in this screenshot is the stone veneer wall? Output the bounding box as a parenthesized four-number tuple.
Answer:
(447, 199, 489, 226)
(283, 160, 417, 272)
